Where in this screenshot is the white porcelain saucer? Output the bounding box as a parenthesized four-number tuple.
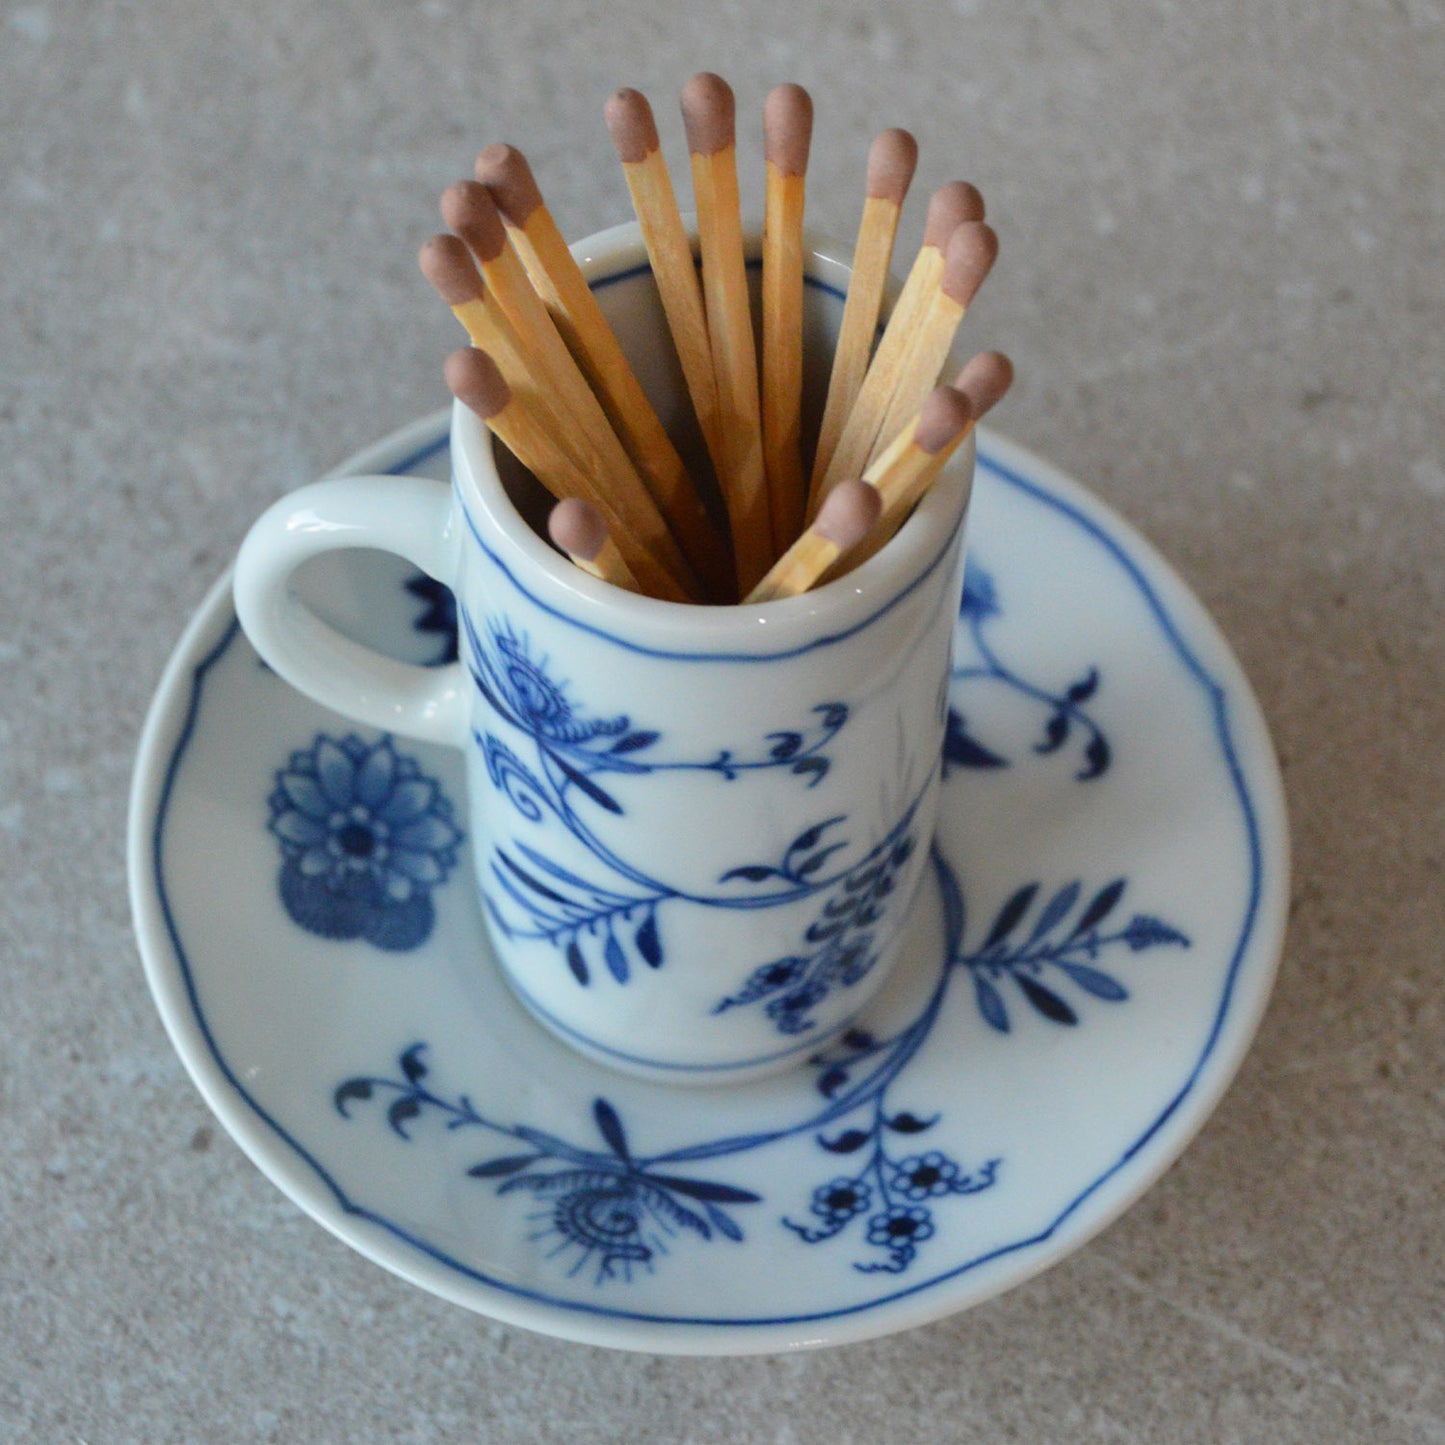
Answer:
(128, 413, 1288, 1355)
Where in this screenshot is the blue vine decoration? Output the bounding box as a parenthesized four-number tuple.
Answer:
(945, 565, 1112, 782)
(463, 609, 904, 1009)
(334, 849, 1190, 1283)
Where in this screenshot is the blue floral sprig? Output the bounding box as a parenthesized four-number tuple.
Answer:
(335, 1045, 760, 1282)
(946, 565, 1112, 782)
(962, 878, 1190, 1031)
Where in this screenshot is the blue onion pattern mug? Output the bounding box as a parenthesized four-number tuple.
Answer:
(234, 224, 974, 1084)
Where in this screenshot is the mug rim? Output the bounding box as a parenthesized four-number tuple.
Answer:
(448, 222, 973, 658)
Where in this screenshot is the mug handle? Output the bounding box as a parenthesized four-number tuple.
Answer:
(233, 475, 468, 748)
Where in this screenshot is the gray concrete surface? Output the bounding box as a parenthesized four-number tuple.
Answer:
(2, 0, 1443, 1440)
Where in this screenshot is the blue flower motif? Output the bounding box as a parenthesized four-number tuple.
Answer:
(890, 1151, 963, 1200)
(866, 1205, 936, 1248)
(268, 734, 463, 951)
(811, 1177, 872, 1224)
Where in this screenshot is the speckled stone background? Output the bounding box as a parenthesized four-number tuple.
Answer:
(3, 0, 1443, 1440)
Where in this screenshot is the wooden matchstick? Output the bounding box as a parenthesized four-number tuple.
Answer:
(547, 497, 638, 591)
(744, 479, 882, 604)
(475, 143, 730, 602)
(810, 128, 918, 494)
(680, 72, 771, 595)
(830, 350, 1013, 577)
(810, 181, 985, 516)
(419, 234, 563, 435)
(761, 82, 814, 554)
(869, 221, 998, 465)
(444, 347, 685, 603)
(604, 87, 727, 484)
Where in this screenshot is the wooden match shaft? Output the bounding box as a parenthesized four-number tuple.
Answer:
(810, 181, 984, 516)
(419, 234, 573, 443)
(827, 351, 1011, 579)
(761, 82, 813, 555)
(811, 128, 918, 493)
(869, 221, 998, 465)
(547, 497, 639, 591)
(445, 348, 685, 603)
(475, 143, 729, 602)
(744, 478, 882, 604)
(681, 72, 771, 595)
(604, 88, 728, 486)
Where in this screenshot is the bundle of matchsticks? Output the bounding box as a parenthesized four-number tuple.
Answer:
(420, 73, 1013, 606)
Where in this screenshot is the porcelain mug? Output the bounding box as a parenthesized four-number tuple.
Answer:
(234, 223, 974, 1084)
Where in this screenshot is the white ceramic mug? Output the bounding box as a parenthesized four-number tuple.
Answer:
(235, 223, 974, 1084)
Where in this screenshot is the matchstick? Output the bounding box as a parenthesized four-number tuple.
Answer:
(423, 232, 701, 602)
(604, 88, 727, 484)
(810, 128, 918, 494)
(444, 348, 686, 603)
(547, 497, 638, 592)
(680, 72, 771, 595)
(744, 479, 882, 604)
(419, 234, 563, 436)
(810, 181, 985, 516)
(475, 143, 730, 602)
(830, 350, 1013, 577)
(761, 82, 814, 555)
(869, 221, 998, 465)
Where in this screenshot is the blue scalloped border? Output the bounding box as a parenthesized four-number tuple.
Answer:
(148, 433, 1267, 1333)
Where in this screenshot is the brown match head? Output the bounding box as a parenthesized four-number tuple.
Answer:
(866, 128, 918, 204)
(547, 497, 610, 563)
(474, 143, 543, 225)
(605, 88, 660, 163)
(952, 351, 1014, 419)
(440, 180, 507, 263)
(914, 386, 975, 455)
(764, 83, 813, 176)
(813, 478, 883, 550)
(680, 72, 735, 156)
(443, 346, 511, 421)
(940, 221, 999, 305)
(418, 233, 484, 306)
(923, 181, 986, 248)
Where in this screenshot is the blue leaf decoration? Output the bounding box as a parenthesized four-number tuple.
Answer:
(565, 939, 589, 985)
(1057, 961, 1129, 1001)
(333, 1079, 373, 1114)
(885, 1112, 939, 1134)
(387, 1096, 422, 1137)
(593, 1099, 631, 1160)
(467, 1154, 537, 1178)
(1069, 879, 1126, 938)
(973, 973, 1010, 1032)
(635, 911, 663, 968)
(943, 709, 1008, 770)
(818, 1128, 870, 1154)
(399, 1044, 428, 1083)
(721, 865, 780, 883)
(1066, 669, 1100, 703)
(984, 883, 1039, 950)
(609, 731, 659, 754)
(647, 1173, 762, 1204)
(768, 732, 803, 760)
(1029, 881, 1080, 943)
(1036, 711, 1070, 754)
(603, 931, 629, 984)
(706, 1203, 744, 1242)
(556, 756, 623, 814)
(1017, 974, 1078, 1025)
(1079, 733, 1111, 781)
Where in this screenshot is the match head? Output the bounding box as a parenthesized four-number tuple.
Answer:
(923, 181, 986, 248)
(940, 221, 999, 306)
(680, 72, 735, 156)
(440, 180, 507, 263)
(443, 346, 511, 421)
(764, 83, 813, 176)
(474, 143, 543, 225)
(418, 233, 485, 305)
(547, 497, 611, 563)
(812, 478, 883, 550)
(952, 351, 1014, 419)
(913, 386, 975, 455)
(605, 88, 660, 163)
(866, 128, 919, 204)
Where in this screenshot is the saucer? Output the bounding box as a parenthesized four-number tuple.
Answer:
(128, 413, 1288, 1355)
